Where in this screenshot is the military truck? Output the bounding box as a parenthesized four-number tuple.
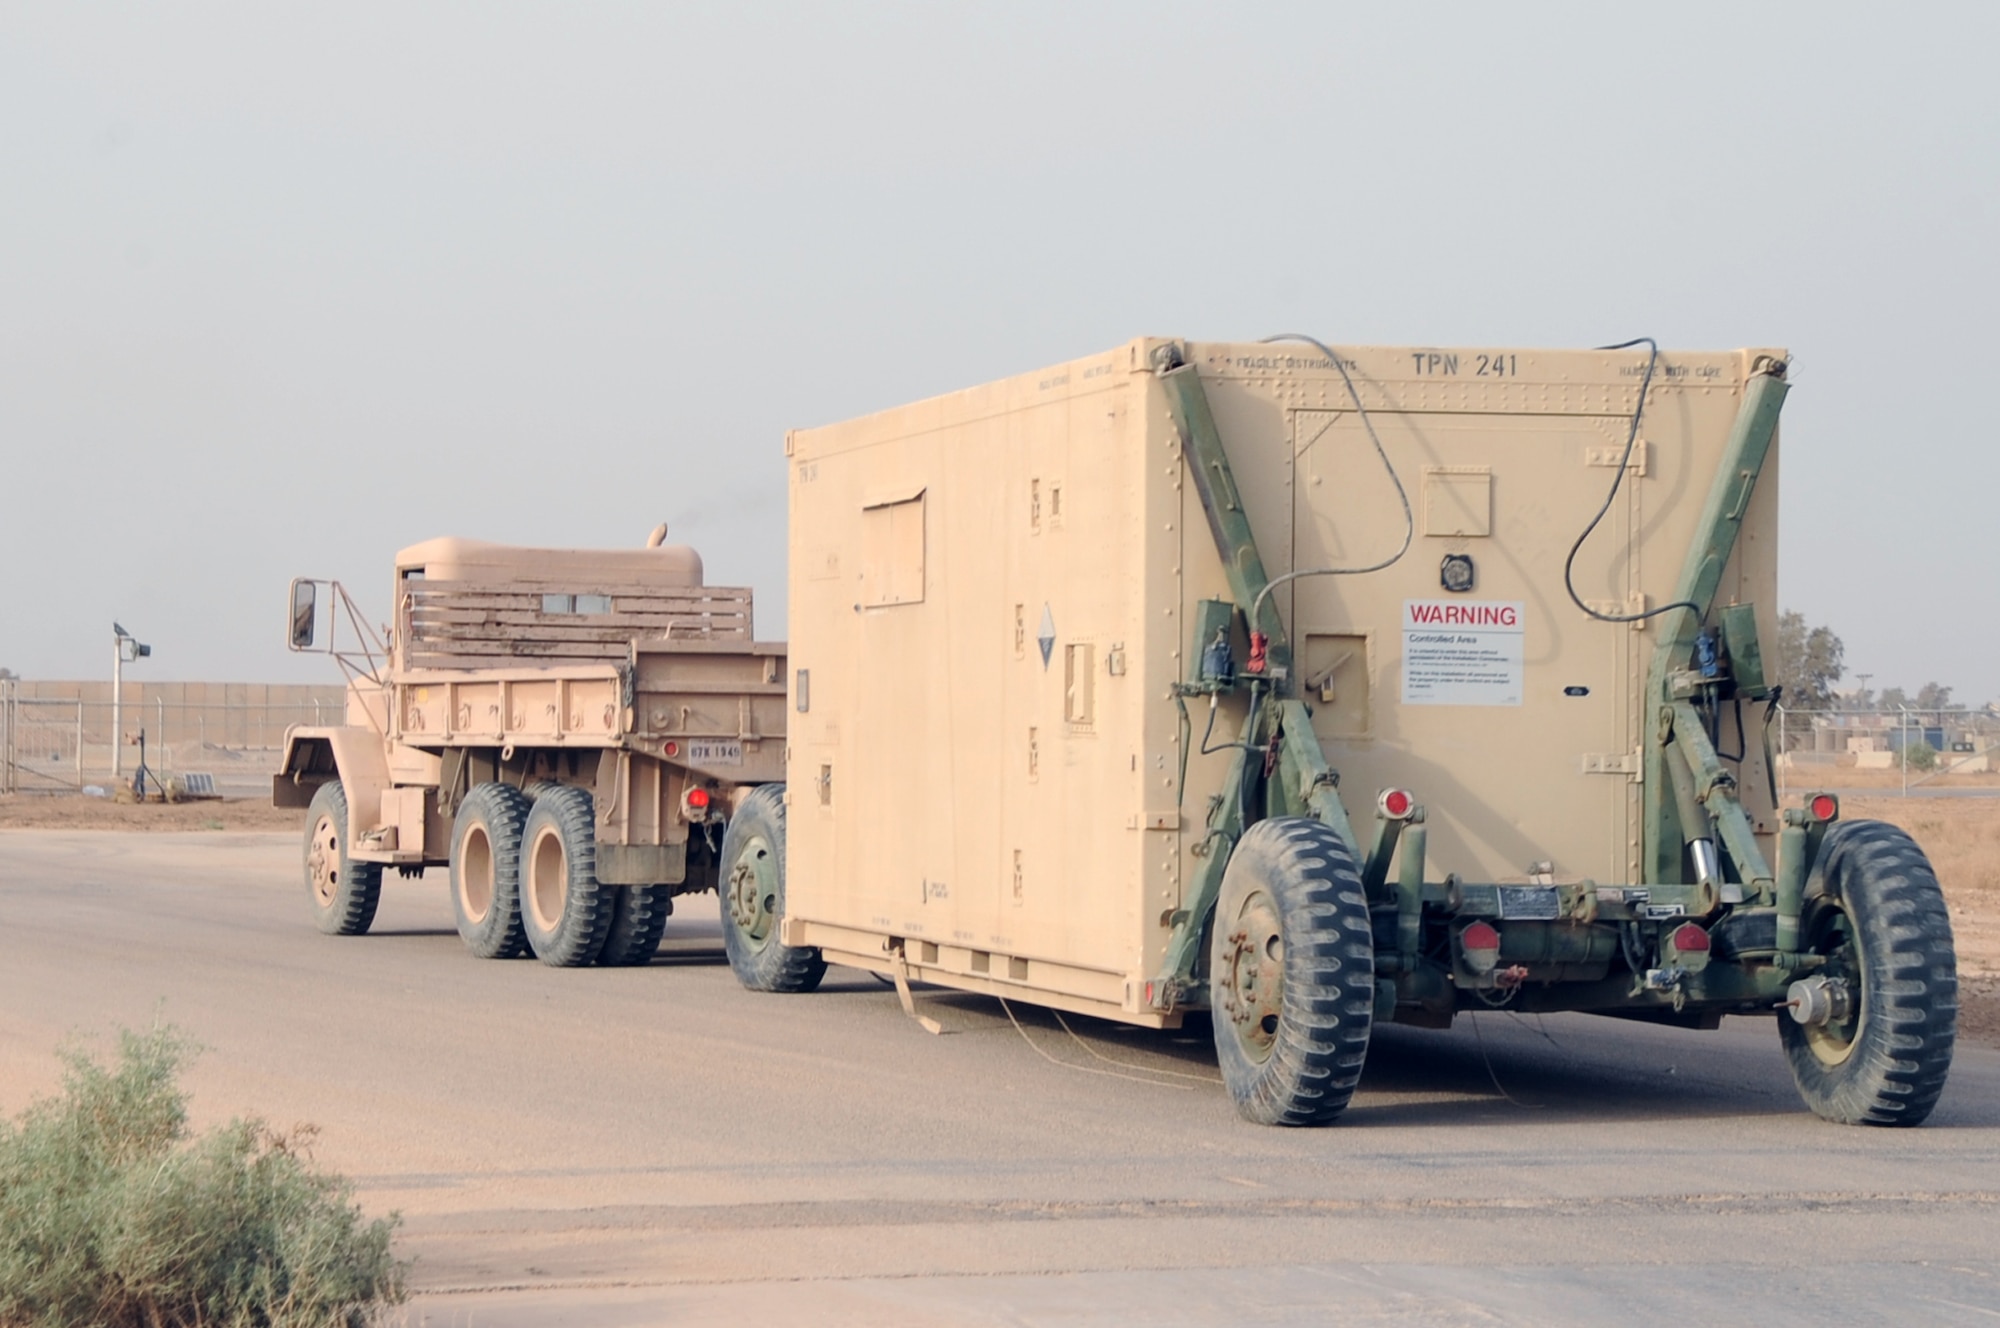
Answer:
(276, 534, 785, 967)
(724, 336, 1959, 1127)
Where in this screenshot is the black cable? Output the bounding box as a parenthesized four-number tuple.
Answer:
(1245, 334, 1415, 631)
(1563, 337, 1704, 626)
(1620, 920, 1650, 976)
(1761, 686, 1783, 806)
(1196, 685, 1266, 757)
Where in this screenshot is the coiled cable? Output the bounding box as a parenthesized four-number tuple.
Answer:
(1563, 336, 1703, 626)
(1247, 333, 1415, 635)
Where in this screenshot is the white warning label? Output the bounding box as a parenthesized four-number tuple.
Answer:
(1402, 600, 1524, 706)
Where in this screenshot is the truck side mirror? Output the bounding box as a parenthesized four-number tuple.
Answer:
(288, 579, 318, 649)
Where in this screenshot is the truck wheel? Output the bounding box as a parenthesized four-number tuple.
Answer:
(451, 783, 531, 959)
(719, 784, 825, 992)
(520, 785, 615, 967)
(303, 780, 383, 936)
(1780, 820, 1957, 1126)
(599, 885, 673, 966)
(1210, 817, 1375, 1126)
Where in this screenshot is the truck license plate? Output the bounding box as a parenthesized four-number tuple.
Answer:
(687, 740, 743, 767)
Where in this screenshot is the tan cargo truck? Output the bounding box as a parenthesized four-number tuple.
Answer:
(276, 535, 785, 967)
(721, 336, 1959, 1128)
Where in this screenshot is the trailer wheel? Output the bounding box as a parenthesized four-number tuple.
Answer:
(451, 782, 531, 959)
(599, 885, 673, 966)
(303, 780, 382, 936)
(1780, 820, 1957, 1126)
(720, 783, 825, 992)
(1210, 817, 1375, 1126)
(520, 785, 615, 967)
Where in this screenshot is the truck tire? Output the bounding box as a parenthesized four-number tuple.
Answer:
(1210, 817, 1375, 1126)
(599, 885, 673, 966)
(1781, 820, 1957, 1126)
(719, 783, 825, 992)
(520, 785, 615, 967)
(303, 780, 382, 936)
(451, 782, 531, 959)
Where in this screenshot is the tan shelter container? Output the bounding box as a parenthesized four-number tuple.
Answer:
(780, 338, 1785, 1025)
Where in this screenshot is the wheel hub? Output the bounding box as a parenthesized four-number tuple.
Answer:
(1786, 974, 1854, 1028)
(308, 815, 339, 906)
(1799, 905, 1865, 1065)
(727, 835, 776, 946)
(1218, 890, 1284, 1060)
(458, 825, 493, 923)
(528, 827, 567, 931)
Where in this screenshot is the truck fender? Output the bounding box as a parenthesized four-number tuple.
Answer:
(273, 726, 393, 850)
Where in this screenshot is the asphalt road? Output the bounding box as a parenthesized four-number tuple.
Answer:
(3, 830, 1997, 1326)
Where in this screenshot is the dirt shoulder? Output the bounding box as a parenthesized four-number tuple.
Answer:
(0, 794, 301, 832)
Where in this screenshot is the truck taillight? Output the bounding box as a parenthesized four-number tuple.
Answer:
(1378, 788, 1415, 820)
(1808, 793, 1839, 822)
(681, 786, 714, 821)
(1665, 922, 1711, 974)
(1459, 920, 1501, 974)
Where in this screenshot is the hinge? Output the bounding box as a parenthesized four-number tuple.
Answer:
(1586, 440, 1649, 475)
(1581, 750, 1641, 776)
(1584, 592, 1648, 629)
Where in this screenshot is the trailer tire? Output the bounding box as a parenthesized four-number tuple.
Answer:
(599, 885, 673, 966)
(520, 785, 615, 967)
(451, 782, 531, 959)
(1210, 817, 1375, 1126)
(303, 780, 382, 936)
(720, 783, 825, 992)
(1780, 820, 1957, 1126)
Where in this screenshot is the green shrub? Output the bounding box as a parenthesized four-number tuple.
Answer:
(0, 1025, 406, 1328)
(1902, 741, 1939, 773)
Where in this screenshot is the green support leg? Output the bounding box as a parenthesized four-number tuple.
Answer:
(1642, 364, 1789, 884)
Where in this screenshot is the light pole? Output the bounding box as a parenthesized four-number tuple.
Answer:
(1899, 703, 1910, 798)
(111, 623, 151, 780)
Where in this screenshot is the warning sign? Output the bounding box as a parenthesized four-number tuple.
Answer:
(1402, 600, 1524, 706)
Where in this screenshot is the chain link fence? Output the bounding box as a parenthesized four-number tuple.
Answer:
(1, 679, 348, 798)
(8, 682, 1992, 800)
(1775, 705, 2000, 791)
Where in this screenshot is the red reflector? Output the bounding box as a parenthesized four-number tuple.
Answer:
(686, 787, 711, 810)
(1461, 921, 1501, 951)
(1671, 923, 1710, 953)
(1382, 789, 1412, 818)
(1246, 631, 1269, 673)
(664, 740, 680, 757)
(1809, 793, 1837, 821)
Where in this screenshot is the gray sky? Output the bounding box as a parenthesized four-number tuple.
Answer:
(3, 3, 1995, 701)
